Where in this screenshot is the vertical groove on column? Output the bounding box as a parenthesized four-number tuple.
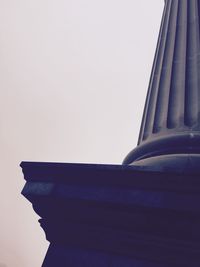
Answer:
(153, 0, 179, 133)
(138, 0, 172, 143)
(124, 0, 200, 164)
(167, 1, 187, 128)
(138, 1, 169, 144)
(138, 0, 200, 144)
(184, 0, 200, 127)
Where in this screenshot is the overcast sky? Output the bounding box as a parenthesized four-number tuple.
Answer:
(0, 1, 163, 266)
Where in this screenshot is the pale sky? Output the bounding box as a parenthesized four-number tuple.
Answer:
(0, 1, 163, 266)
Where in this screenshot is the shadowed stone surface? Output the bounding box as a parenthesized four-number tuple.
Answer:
(21, 162, 200, 266)
(42, 246, 172, 267)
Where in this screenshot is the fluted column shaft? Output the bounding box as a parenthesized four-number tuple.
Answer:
(124, 0, 200, 165)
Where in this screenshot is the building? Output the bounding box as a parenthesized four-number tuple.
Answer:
(21, 1, 200, 266)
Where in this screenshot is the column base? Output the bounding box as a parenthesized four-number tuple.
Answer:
(130, 154, 200, 174)
(21, 161, 200, 266)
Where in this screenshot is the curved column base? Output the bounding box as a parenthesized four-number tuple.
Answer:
(129, 154, 200, 174)
(123, 133, 200, 169)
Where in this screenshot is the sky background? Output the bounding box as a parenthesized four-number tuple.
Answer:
(0, 1, 163, 266)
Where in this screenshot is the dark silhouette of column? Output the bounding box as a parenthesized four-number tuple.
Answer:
(124, 0, 200, 166)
